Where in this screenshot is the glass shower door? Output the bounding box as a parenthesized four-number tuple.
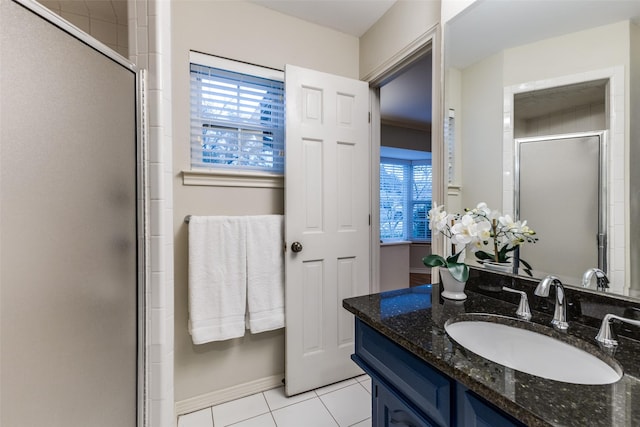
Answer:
(0, 1, 141, 425)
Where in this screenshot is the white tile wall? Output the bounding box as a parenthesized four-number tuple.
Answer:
(129, 0, 174, 426)
(39, 0, 128, 57)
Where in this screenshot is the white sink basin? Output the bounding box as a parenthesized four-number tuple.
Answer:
(445, 315, 622, 385)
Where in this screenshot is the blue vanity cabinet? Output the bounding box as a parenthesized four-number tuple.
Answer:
(456, 384, 525, 427)
(353, 319, 525, 427)
(372, 378, 435, 427)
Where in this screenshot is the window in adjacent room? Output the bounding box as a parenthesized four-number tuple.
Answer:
(189, 52, 285, 174)
(380, 148, 432, 241)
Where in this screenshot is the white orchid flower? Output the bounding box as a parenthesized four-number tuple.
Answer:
(428, 203, 451, 232)
(450, 214, 487, 246)
(474, 202, 491, 216)
(499, 214, 514, 227)
(477, 220, 492, 241)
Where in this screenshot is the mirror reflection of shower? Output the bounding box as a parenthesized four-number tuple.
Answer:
(511, 80, 617, 290)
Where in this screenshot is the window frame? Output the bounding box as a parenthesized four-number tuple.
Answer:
(184, 52, 285, 188)
(379, 156, 432, 243)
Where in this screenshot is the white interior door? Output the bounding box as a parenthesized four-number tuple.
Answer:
(285, 65, 370, 396)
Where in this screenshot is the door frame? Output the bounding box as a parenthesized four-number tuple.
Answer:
(365, 24, 444, 293)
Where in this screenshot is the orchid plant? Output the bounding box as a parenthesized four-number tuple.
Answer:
(422, 202, 538, 281)
(467, 202, 538, 275)
(422, 203, 490, 282)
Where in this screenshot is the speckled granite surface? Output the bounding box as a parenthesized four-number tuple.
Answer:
(343, 268, 640, 427)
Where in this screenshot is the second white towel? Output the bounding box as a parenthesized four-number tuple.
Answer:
(246, 215, 285, 333)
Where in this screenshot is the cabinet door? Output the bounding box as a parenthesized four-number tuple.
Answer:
(373, 379, 435, 427)
(355, 320, 451, 425)
(457, 385, 525, 427)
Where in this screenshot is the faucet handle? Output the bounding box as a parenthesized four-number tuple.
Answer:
(502, 287, 532, 321)
(596, 313, 640, 348)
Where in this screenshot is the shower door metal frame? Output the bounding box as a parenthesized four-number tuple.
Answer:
(10, 0, 150, 425)
(514, 130, 608, 276)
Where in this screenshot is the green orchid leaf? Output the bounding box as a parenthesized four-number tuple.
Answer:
(422, 255, 446, 267)
(447, 251, 463, 264)
(519, 258, 533, 270)
(474, 251, 493, 261)
(447, 262, 469, 282)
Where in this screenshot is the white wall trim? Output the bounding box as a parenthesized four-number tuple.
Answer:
(182, 170, 284, 188)
(362, 25, 437, 85)
(175, 374, 284, 416)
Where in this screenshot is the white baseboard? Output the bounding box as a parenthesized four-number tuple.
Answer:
(175, 373, 284, 416)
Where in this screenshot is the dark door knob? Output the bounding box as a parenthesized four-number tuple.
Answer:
(291, 242, 303, 253)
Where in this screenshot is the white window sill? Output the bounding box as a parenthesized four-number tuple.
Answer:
(182, 169, 284, 188)
(380, 240, 412, 247)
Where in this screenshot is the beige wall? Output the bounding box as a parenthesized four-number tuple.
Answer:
(381, 124, 432, 151)
(503, 21, 630, 86)
(359, 0, 440, 80)
(379, 243, 410, 292)
(458, 51, 504, 210)
(171, 0, 360, 405)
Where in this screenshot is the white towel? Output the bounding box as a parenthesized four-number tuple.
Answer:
(246, 215, 285, 333)
(188, 216, 247, 344)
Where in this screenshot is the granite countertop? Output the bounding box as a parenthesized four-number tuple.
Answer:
(343, 269, 640, 427)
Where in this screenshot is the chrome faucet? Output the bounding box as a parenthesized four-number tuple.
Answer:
(582, 268, 610, 291)
(502, 287, 532, 321)
(596, 313, 640, 348)
(534, 275, 569, 330)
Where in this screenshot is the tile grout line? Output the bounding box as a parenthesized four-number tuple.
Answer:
(317, 393, 341, 427)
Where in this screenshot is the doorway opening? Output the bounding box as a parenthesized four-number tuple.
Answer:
(370, 46, 436, 293)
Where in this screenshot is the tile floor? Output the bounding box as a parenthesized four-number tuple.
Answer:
(178, 375, 372, 427)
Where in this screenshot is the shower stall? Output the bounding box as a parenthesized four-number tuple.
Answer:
(0, 0, 147, 425)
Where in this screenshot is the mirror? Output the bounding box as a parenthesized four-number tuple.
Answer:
(443, 0, 640, 298)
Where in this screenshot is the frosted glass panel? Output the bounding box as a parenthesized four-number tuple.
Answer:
(0, 2, 138, 426)
(517, 134, 602, 283)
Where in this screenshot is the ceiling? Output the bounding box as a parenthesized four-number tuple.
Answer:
(380, 53, 433, 128)
(249, 0, 397, 37)
(447, 0, 640, 69)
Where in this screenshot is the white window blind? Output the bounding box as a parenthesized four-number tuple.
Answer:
(380, 159, 409, 240)
(411, 161, 432, 241)
(380, 158, 432, 241)
(190, 57, 285, 173)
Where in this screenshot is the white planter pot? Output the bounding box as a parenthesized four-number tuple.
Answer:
(440, 268, 467, 301)
(483, 261, 513, 274)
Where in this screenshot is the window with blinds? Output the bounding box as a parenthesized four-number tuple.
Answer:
(380, 158, 432, 241)
(380, 160, 409, 240)
(190, 54, 285, 173)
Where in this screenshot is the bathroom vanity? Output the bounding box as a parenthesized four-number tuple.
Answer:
(343, 268, 640, 426)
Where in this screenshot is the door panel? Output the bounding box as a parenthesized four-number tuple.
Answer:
(285, 65, 370, 395)
(0, 1, 138, 425)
